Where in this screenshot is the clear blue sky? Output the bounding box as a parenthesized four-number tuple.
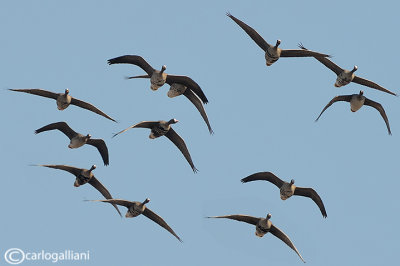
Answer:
(1, 0, 399, 265)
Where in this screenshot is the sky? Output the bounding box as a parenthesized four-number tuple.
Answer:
(1, 0, 399, 265)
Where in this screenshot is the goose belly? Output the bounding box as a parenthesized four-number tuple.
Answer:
(335, 72, 354, 87)
(168, 83, 187, 98)
(150, 73, 167, 91)
(149, 126, 169, 139)
(280, 184, 294, 200)
(255, 225, 269, 237)
(56, 95, 71, 110)
(265, 48, 279, 66)
(350, 96, 365, 112)
(68, 137, 85, 148)
(74, 175, 90, 187)
(126, 210, 141, 218)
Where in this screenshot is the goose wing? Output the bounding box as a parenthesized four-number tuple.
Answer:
(363, 98, 392, 135)
(298, 43, 343, 75)
(280, 49, 330, 58)
(38, 164, 82, 177)
(183, 89, 213, 134)
(165, 128, 198, 173)
(88, 177, 122, 217)
(294, 187, 327, 218)
(113, 121, 158, 137)
(226, 12, 270, 51)
(90, 199, 133, 208)
(270, 224, 305, 263)
(9, 88, 59, 100)
(86, 138, 110, 165)
(70, 97, 116, 122)
(143, 207, 182, 242)
(206, 214, 260, 226)
(315, 95, 353, 121)
(166, 75, 208, 104)
(241, 172, 285, 188)
(35, 121, 77, 139)
(107, 55, 155, 76)
(352, 76, 396, 96)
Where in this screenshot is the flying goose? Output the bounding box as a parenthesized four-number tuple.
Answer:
(226, 12, 330, 66)
(315, 90, 392, 135)
(37, 164, 121, 216)
(88, 198, 182, 242)
(107, 55, 209, 104)
(9, 88, 116, 121)
(113, 119, 198, 173)
(241, 172, 327, 218)
(35, 122, 109, 165)
(207, 213, 305, 263)
(127, 76, 213, 134)
(298, 44, 396, 96)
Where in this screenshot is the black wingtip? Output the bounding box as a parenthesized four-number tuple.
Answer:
(240, 178, 246, 183)
(193, 167, 199, 173)
(226, 11, 232, 17)
(209, 128, 214, 135)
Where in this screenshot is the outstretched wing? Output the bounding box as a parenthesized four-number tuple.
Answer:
(143, 207, 182, 242)
(166, 74, 208, 104)
(70, 97, 116, 122)
(86, 138, 110, 166)
(298, 43, 342, 75)
(353, 76, 397, 96)
(165, 128, 198, 173)
(88, 177, 122, 217)
(107, 55, 155, 76)
(294, 187, 327, 218)
(363, 98, 392, 135)
(35, 121, 77, 139)
(206, 214, 260, 226)
(183, 89, 213, 134)
(226, 12, 270, 51)
(38, 164, 82, 177)
(113, 121, 158, 137)
(9, 88, 59, 100)
(270, 224, 305, 263)
(241, 172, 285, 188)
(315, 95, 353, 121)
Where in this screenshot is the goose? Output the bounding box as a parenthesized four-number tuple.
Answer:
(35, 122, 109, 165)
(36, 164, 121, 216)
(127, 75, 213, 134)
(315, 90, 392, 135)
(9, 88, 116, 121)
(226, 12, 330, 66)
(113, 119, 198, 173)
(241, 172, 327, 218)
(107, 55, 209, 104)
(88, 198, 182, 242)
(298, 44, 396, 96)
(207, 213, 305, 263)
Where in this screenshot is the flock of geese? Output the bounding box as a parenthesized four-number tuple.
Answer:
(9, 12, 396, 263)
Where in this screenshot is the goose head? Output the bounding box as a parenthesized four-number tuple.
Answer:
(290, 179, 295, 185)
(89, 165, 96, 172)
(64, 88, 69, 95)
(168, 118, 179, 125)
(160, 65, 167, 74)
(85, 134, 91, 141)
(351, 65, 358, 73)
(266, 213, 272, 220)
(142, 198, 150, 205)
(359, 90, 364, 96)
(275, 40, 281, 48)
